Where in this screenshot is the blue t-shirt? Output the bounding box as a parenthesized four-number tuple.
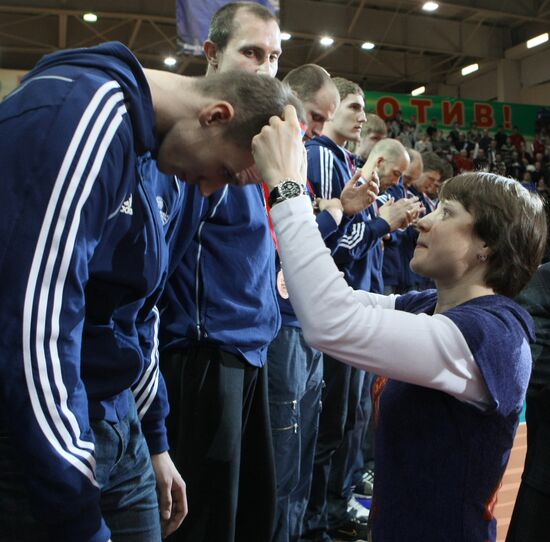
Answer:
(373, 290, 534, 542)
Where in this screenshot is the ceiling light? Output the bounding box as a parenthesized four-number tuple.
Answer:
(320, 36, 334, 46)
(461, 63, 479, 76)
(361, 41, 375, 50)
(411, 86, 426, 96)
(280, 32, 292, 41)
(164, 56, 177, 67)
(83, 12, 98, 23)
(422, 2, 439, 12)
(527, 33, 549, 49)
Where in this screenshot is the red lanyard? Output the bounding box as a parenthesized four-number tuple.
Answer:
(262, 182, 279, 252)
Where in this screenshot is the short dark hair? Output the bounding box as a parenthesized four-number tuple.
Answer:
(331, 77, 363, 101)
(283, 64, 332, 103)
(193, 71, 303, 150)
(421, 151, 445, 175)
(208, 2, 277, 51)
(439, 173, 547, 297)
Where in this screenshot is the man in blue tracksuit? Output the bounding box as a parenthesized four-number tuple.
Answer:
(303, 78, 375, 542)
(303, 79, 420, 541)
(267, 64, 342, 542)
(382, 151, 445, 294)
(159, 4, 287, 542)
(0, 41, 297, 542)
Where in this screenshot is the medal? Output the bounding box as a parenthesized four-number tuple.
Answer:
(277, 269, 289, 299)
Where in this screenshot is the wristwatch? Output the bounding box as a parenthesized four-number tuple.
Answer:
(268, 178, 305, 207)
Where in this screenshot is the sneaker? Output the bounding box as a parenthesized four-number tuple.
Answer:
(347, 495, 369, 524)
(354, 469, 374, 497)
(329, 518, 370, 542)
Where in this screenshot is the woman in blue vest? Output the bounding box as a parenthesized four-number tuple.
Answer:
(252, 106, 547, 542)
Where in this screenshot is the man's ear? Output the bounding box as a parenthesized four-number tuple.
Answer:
(204, 40, 220, 70)
(198, 102, 235, 127)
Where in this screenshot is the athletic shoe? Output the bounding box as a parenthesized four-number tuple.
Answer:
(329, 518, 370, 541)
(347, 495, 370, 524)
(354, 469, 374, 497)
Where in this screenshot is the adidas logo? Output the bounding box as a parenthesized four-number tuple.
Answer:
(120, 194, 133, 215)
(156, 196, 169, 225)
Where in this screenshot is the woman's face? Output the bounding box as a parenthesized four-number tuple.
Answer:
(411, 199, 487, 284)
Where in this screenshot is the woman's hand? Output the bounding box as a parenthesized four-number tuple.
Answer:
(252, 105, 307, 190)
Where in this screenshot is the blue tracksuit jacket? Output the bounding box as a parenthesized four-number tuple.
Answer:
(306, 135, 390, 291)
(0, 42, 188, 542)
(160, 183, 281, 367)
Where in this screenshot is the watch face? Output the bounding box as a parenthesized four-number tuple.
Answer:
(280, 180, 303, 198)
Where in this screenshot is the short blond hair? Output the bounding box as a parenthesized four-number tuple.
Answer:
(363, 114, 387, 137)
(331, 77, 363, 101)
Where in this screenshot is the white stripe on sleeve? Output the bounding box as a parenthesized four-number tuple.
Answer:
(22, 80, 126, 484)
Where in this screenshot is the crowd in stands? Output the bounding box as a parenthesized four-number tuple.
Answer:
(376, 114, 550, 199)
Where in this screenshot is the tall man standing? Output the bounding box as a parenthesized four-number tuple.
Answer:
(160, 4, 285, 542)
(304, 78, 419, 542)
(0, 40, 298, 542)
(267, 64, 341, 542)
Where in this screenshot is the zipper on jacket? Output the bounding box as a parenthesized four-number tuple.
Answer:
(194, 186, 228, 341)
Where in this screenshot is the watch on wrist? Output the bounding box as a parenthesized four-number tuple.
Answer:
(268, 178, 305, 207)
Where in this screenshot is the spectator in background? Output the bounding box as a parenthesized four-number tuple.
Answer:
(474, 148, 490, 172)
(457, 132, 468, 152)
(449, 122, 461, 148)
(389, 116, 402, 138)
(488, 139, 499, 166)
(397, 122, 415, 149)
(511, 126, 526, 152)
(532, 132, 545, 157)
(519, 141, 533, 164)
(431, 129, 449, 159)
(533, 161, 550, 188)
(535, 151, 547, 166)
(425, 159, 453, 212)
(446, 134, 459, 160)
(509, 151, 525, 180)
(453, 149, 475, 174)
(467, 120, 480, 143)
(521, 171, 536, 192)
(426, 117, 438, 139)
(500, 136, 515, 165)
(415, 131, 432, 153)
(464, 132, 478, 155)
(479, 129, 493, 153)
(495, 125, 508, 149)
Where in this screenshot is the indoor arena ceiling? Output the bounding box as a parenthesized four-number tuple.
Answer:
(0, 0, 549, 93)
